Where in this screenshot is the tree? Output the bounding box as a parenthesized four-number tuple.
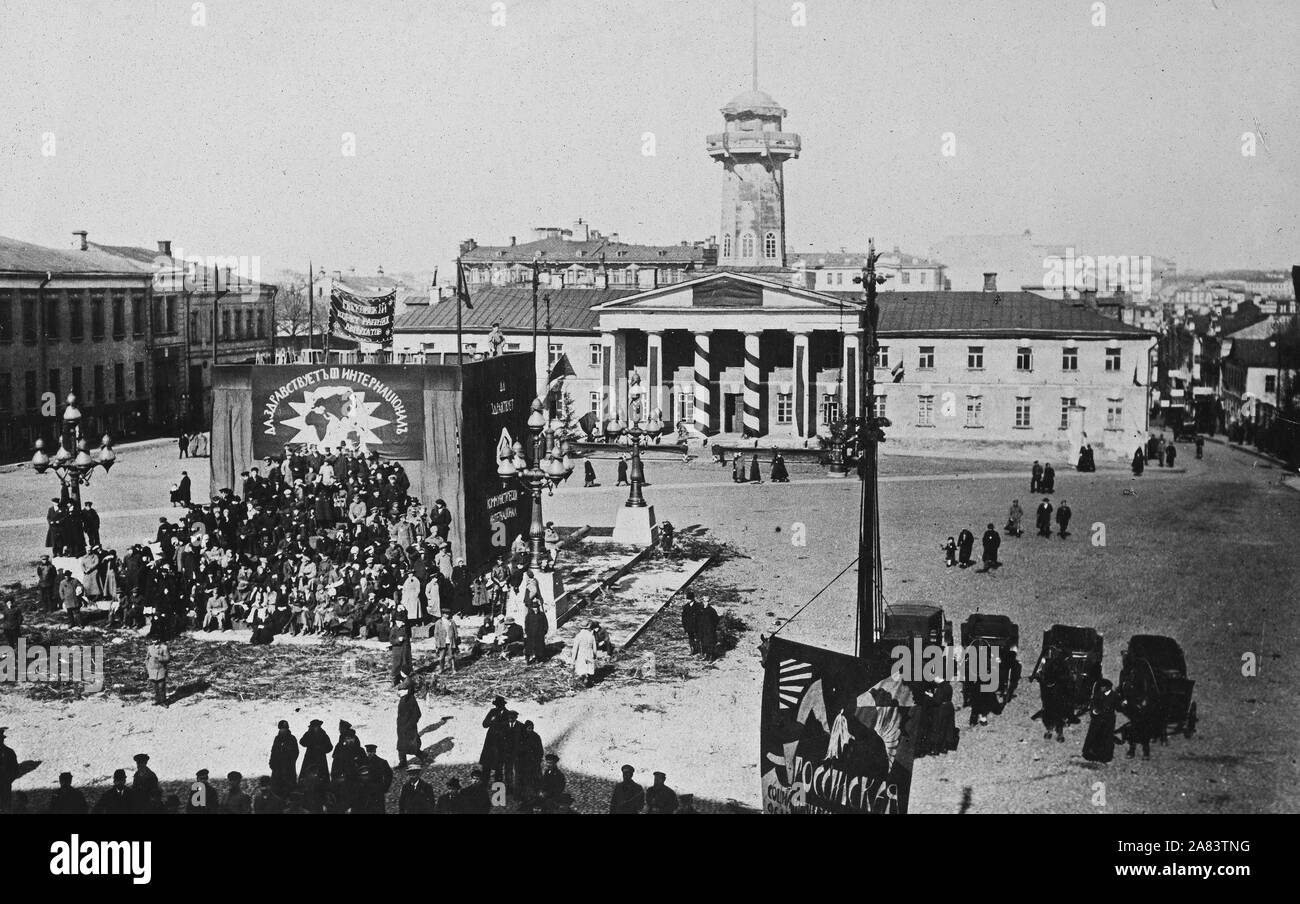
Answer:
(275, 283, 313, 341)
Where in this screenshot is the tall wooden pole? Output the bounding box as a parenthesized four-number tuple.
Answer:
(307, 261, 314, 356)
(856, 238, 885, 657)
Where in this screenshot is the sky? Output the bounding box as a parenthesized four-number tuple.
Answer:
(1, 0, 1297, 278)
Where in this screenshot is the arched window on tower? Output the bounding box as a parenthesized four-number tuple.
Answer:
(741, 232, 755, 259)
(722, 234, 732, 258)
(763, 232, 777, 259)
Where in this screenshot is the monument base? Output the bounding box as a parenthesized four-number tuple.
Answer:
(613, 503, 657, 546)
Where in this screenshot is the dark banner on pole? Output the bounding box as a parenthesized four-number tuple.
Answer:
(458, 353, 535, 571)
(251, 365, 424, 459)
(760, 636, 915, 814)
(329, 286, 396, 346)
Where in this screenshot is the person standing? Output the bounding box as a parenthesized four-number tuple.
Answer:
(584, 460, 598, 487)
(956, 529, 975, 568)
(1056, 500, 1073, 539)
(748, 454, 762, 483)
(697, 597, 720, 661)
(177, 470, 192, 505)
(398, 763, 436, 813)
(224, 772, 252, 814)
(1165, 442, 1177, 468)
(187, 769, 218, 813)
(609, 764, 645, 814)
(37, 555, 58, 613)
(0, 727, 17, 812)
(298, 719, 333, 784)
(980, 524, 1001, 570)
(680, 591, 700, 653)
(516, 719, 544, 805)
(1195, 435, 1204, 460)
(1036, 499, 1054, 538)
(770, 453, 789, 482)
(524, 600, 548, 664)
(1042, 463, 1056, 493)
(616, 455, 629, 486)
(1005, 499, 1024, 537)
(146, 638, 170, 706)
(131, 753, 161, 812)
(59, 571, 84, 627)
(433, 610, 459, 674)
(538, 753, 567, 812)
(571, 621, 598, 687)
(1131, 447, 1145, 476)
(49, 772, 88, 814)
(395, 676, 423, 768)
(93, 769, 135, 814)
(0, 596, 21, 650)
(357, 743, 394, 814)
(1030, 460, 1042, 493)
(82, 501, 101, 549)
(645, 771, 679, 813)
(1082, 679, 1117, 763)
(178, 431, 189, 459)
(269, 720, 298, 796)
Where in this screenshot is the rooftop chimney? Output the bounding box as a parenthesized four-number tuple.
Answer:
(573, 219, 589, 242)
(73, 230, 88, 251)
(983, 272, 998, 292)
(333, 270, 341, 280)
(157, 240, 172, 257)
(610, 233, 620, 244)
(510, 236, 516, 246)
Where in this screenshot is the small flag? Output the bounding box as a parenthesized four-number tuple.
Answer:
(456, 259, 473, 310)
(891, 363, 905, 383)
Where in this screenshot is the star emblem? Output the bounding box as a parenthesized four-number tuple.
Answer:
(279, 386, 391, 451)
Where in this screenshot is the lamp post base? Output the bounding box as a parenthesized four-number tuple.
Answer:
(613, 503, 657, 546)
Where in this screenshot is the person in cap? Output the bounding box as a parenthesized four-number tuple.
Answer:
(538, 753, 567, 812)
(436, 777, 463, 814)
(36, 553, 59, 612)
(523, 600, 548, 664)
(0, 727, 17, 812)
(609, 764, 645, 814)
(516, 719, 545, 804)
(93, 769, 135, 814)
(49, 772, 88, 814)
(331, 719, 364, 784)
(131, 753, 162, 813)
(397, 763, 436, 814)
(0, 595, 21, 650)
(645, 771, 679, 814)
(224, 771, 252, 814)
(298, 719, 334, 785)
(460, 767, 492, 814)
(356, 743, 394, 814)
(187, 768, 218, 814)
(680, 591, 700, 654)
(251, 775, 285, 814)
(677, 793, 697, 814)
(396, 676, 424, 768)
(570, 621, 598, 686)
(269, 719, 298, 796)
(145, 638, 170, 706)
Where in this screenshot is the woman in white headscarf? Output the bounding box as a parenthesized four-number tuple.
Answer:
(571, 621, 598, 687)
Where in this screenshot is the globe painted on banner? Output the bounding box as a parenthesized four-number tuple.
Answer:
(279, 385, 389, 452)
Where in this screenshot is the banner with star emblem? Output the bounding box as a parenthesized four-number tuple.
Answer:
(251, 365, 424, 459)
(760, 635, 915, 814)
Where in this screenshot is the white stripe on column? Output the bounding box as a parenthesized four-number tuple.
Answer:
(693, 332, 712, 434)
(743, 332, 761, 436)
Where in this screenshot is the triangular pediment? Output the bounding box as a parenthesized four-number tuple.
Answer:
(591, 270, 851, 312)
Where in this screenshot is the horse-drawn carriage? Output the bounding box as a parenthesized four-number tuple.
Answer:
(960, 614, 1021, 702)
(1120, 634, 1198, 738)
(1033, 624, 1103, 715)
(883, 603, 954, 649)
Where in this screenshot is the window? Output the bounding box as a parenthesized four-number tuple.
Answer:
(589, 392, 600, 415)
(1062, 346, 1078, 371)
(918, 346, 935, 369)
(1016, 346, 1033, 371)
(222, 310, 231, 339)
(112, 294, 125, 339)
(1060, 397, 1077, 429)
(836, 272, 844, 286)
(1015, 397, 1032, 429)
(820, 394, 841, 425)
(49, 368, 61, 401)
(965, 395, 983, 427)
(776, 392, 793, 424)
(873, 395, 887, 420)
(1106, 398, 1123, 429)
(549, 343, 563, 368)
(763, 232, 777, 259)
(506, 342, 521, 352)
(132, 295, 145, 336)
(72, 366, 83, 402)
(25, 371, 37, 409)
(920, 272, 927, 285)
(741, 233, 755, 258)
(676, 391, 692, 425)
(1265, 375, 1277, 393)
(45, 294, 60, 340)
(967, 345, 984, 369)
(722, 234, 732, 257)
(69, 294, 84, 341)
(165, 296, 176, 334)
(917, 394, 934, 426)
(91, 294, 105, 339)
(93, 365, 104, 403)
(257, 310, 266, 338)
(134, 362, 145, 396)
(0, 293, 12, 342)
(0, 373, 9, 412)
(902, 271, 911, 285)
(589, 343, 602, 367)
(114, 363, 125, 400)
(874, 346, 889, 368)
(23, 292, 38, 343)
(1105, 347, 1121, 371)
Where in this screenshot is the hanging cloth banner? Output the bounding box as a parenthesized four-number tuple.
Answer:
(329, 286, 396, 347)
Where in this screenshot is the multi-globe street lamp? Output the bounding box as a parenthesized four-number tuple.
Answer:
(496, 397, 575, 574)
(603, 408, 665, 509)
(31, 394, 117, 510)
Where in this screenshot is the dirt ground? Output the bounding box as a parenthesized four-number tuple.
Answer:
(2, 438, 1298, 813)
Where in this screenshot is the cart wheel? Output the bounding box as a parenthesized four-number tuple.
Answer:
(1184, 701, 1198, 738)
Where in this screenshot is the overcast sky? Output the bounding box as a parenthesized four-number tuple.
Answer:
(1, 0, 1296, 277)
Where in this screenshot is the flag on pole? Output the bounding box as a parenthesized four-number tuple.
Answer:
(456, 259, 473, 309)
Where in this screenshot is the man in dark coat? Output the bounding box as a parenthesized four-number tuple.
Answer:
(1035, 649, 1070, 742)
(1036, 499, 1053, 538)
(93, 769, 135, 814)
(37, 554, 58, 612)
(584, 460, 598, 487)
(1165, 442, 1177, 467)
(186, 768, 218, 813)
(956, 528, 975, 568)
(979, 524, 1001, 570)
(332, 719, 364, 783)
(1030, 460, 1042, 493)
(49, 772, 88, 814)
(396, 678, 423, 768)
(680, 591, 700, 653)
(269, 720, 298, 796)
(82, 501, 101, 549)
(696, 597, 720, 661)
(1132, 447, 1145, 476)
(480, 696, 508, 777)
(176, 471, 192, 505)
(356, 743, 394, 814)
(178, 432, 189, 458)
(524, 602, 548, 664)
(1042, 463, 1056, 493)
(609, 764, 645, 814)
(0, 727, 17, 812)
(298, 719, 333, 784)
(516, 720, 545, 804)
(131, 753, 161, 813)
(770, 453, 789, 482)
(397, 764, 436, 813)
(616, 456, 629, 486)
(645, 771, 679, 813)
(45, 499, 61, 552)
(538, 753, 567, 812)
(1055, 500, 1073, 538)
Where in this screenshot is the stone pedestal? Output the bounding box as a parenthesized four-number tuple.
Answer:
(613, 503, 657, 546)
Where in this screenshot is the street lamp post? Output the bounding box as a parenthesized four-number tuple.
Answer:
(606, 408, 665, 544)
(31, 394, 117, 512)
(496, 397, 575, 575)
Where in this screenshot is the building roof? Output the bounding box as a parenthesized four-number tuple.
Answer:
(790, 250, 943, 269)
(394, 285, 641, 334)
(0, 235, 154, 275)
(1226, 338, 1300, 369)
(1190, 301, 1267, 337)
(334, 274, 407, 292)
(88, 242, 275, 292)
(722, 89, 786, 116)
(867, 291, 1153, 337)
(463, 235, 707, 265)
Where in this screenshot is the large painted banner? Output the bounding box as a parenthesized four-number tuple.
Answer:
(329, 285, 396, 347)
(251, 365, 424, 459)
(760, 636, 915, 814)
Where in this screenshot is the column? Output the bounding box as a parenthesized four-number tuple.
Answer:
(612, 330, 628, 422)
(693, 331, 716, 435)
(743, 331, 764, 437)
(601, 331, 615, 426)
(646, 331, 668, 422)
(794, 332, 812, 438)
(842, 333, 860, 420)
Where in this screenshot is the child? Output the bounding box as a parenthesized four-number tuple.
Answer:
(942, 537, 957, 567)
